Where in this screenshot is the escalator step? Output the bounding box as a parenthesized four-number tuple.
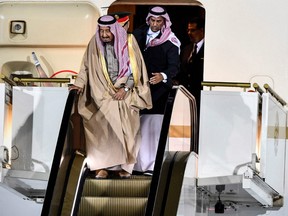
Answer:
(78, 197, 147, 216)
(83, 178, 151, 197)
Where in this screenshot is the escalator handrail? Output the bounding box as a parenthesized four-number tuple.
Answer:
(177, 85, 199, 153)
(145, 86, 198, 215)
(41, 89, 77, 216)
(161, 151, 192, 215)
(145, 87, 177, 216)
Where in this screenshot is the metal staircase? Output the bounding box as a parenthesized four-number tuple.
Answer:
(77, 174, 151, 215)
(42, 86, 197, 216)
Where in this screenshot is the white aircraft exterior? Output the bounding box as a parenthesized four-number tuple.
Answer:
(0, 0, 288, 216)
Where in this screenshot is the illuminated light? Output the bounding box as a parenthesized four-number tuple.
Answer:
(3, 104, 12, 163)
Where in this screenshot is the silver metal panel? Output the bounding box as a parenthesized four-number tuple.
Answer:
(198, 91, 260, 178)
(177, 152, 203, 215)
(260, 93, 286, 196)
(0, 183, 42, 216)
(11, 87, 68, 172)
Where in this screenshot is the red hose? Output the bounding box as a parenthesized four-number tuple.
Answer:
(50, 70, 78, 78)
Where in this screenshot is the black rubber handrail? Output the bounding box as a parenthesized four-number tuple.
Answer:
(41, 89, 77, 216)
(161, 151, 191, 215)
(145, 87, 177, 216)
(145, 86, 198, 215)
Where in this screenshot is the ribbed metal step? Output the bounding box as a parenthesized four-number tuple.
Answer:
(78, 197, 147, 216)
(77, 175, 151, 216)
(82, 177, 151, 197)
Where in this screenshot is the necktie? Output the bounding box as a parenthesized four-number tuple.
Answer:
(146, 34, 154, 45)
(188, 43, 197, 63)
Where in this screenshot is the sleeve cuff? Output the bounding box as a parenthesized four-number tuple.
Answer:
(161, 72, 167, 83)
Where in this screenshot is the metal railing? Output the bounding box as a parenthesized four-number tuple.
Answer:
(1, 74, 71, 87)
(253, 83, 265, 95)
(263, 83, 287, 106)
(202, 81, 251, 91)
(13, 77, 70, 87)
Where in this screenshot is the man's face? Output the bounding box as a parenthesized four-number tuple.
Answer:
(148, 16, 165, 32)
(99, 26, 114, 43)
(187, 23, 204, 43)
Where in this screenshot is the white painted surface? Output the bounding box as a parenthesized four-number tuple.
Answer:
(0, 183, 42, 216)
(11, 87, 68, 172)
(198, 91, 259, 178)
(260, 94, 286, 196)
(1, 0, 288, 215)
(202, 0, 288, 102)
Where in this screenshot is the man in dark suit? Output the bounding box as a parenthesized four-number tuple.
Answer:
(133, 6, 180, 114)
(176, 17, 205, 118)
(132, 6, 181, 174)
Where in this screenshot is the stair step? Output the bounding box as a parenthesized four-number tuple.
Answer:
(82, 177, 151, 197)
(78, 197, 147, 216)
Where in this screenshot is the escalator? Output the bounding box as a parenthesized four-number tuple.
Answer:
(42, 85, 198, 216)
(78, 174, 151, 215)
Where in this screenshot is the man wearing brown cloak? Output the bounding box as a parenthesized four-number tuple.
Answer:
(69, 15, 152, 178)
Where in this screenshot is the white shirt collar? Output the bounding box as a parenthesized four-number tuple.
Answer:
(146, 29, 160, 45)
(147, 28, 160, 39)
(196, 38, 204, 53)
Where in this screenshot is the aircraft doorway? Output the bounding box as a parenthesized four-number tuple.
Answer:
(108, 3, 205, 50)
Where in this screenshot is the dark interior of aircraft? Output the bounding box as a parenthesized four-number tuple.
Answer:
(109, 5, 205, 49)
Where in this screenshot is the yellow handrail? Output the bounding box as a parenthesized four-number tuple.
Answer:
(263, 83, 286, 106)
(201, 81, 251, 91)
(0, 74, 18, 86)
(253, 83, 265, 95)
(13, 77, 70, 87)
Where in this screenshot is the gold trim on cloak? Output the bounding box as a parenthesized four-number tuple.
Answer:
(99, 34, 138, 92)
(127, 34, 138, 87)
(99, 50, 117, 91)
